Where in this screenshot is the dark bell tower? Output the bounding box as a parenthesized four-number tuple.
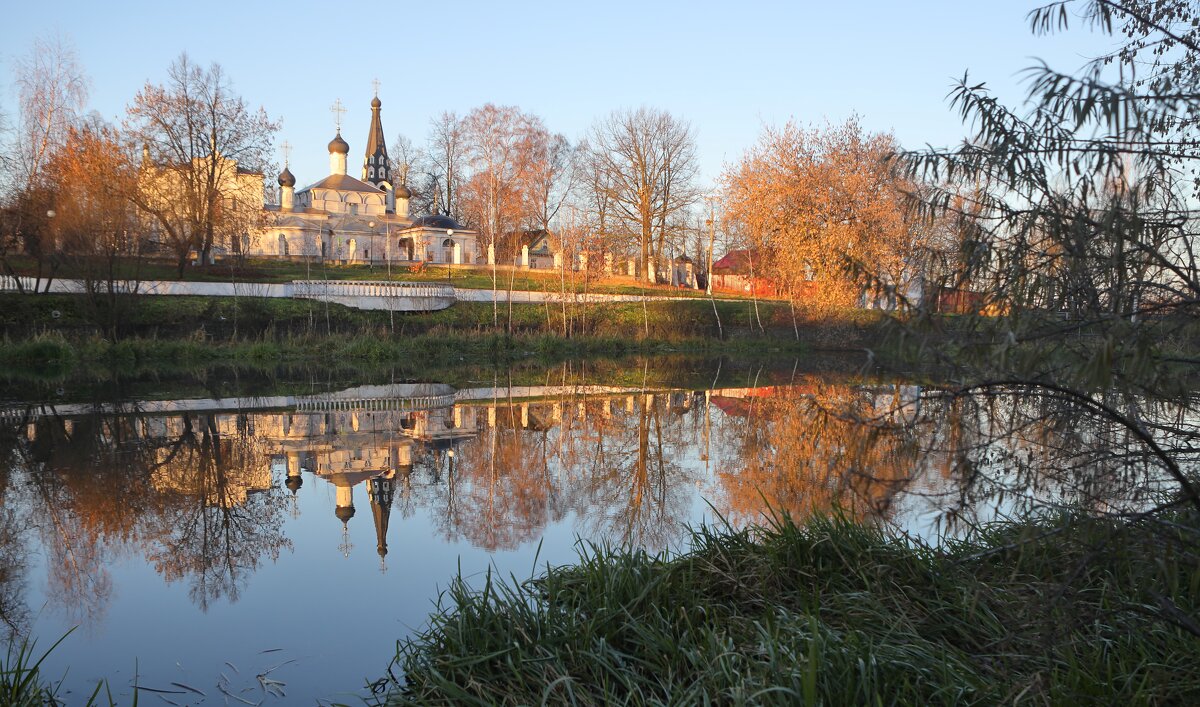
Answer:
(362, 87, 390, 190)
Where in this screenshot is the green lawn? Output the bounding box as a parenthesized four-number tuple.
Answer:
(4, 255, 771, 301)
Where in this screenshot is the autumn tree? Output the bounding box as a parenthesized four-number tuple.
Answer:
(458, 104, 551, 261)
(46, 121, 143, 336)
(126, 54, 277, 275)
(722, 118, 931, 309)
(582, 108, 700, 283)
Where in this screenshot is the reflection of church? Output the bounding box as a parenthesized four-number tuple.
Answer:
(257, 94, 478, 265)
(266, 404, 481, 567)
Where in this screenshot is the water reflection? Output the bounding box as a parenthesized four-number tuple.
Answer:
(0, 373, 1185, 698)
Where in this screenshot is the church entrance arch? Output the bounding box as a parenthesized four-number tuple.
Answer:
(398, 237, 415, 261)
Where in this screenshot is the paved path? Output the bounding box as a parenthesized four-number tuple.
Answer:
(0, 275, 747, 310)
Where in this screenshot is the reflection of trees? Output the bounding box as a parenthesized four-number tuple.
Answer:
(567, 396, 696, 549)
(713, 382, 920, 526)
(912, 387, 1188, 529)
(706, 377, 1197, 533)
(419, 394, 698, 552)
(144, 414, 290, 611)
(0, 417, 32, 639)
(15, 410, 171, 627)
(0, 415, 31, 639)
(0, 408, 291, 620)
(434, 404, 566, 551)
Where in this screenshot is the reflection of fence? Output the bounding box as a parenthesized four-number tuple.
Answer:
(0, 406, 29, 425)
(0, 275, 36, 292)
(291, 280, 454, 301)
(293, 393, 457, 413)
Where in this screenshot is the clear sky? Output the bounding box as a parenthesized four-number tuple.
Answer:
(1, 0, 1115, 190)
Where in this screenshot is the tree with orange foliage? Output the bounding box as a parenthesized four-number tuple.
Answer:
(459, 104, 547, 262)
(46, 121, 143, 336)
(722, 118, 929, 310)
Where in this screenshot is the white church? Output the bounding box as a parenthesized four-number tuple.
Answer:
(256, 95, 477, 265)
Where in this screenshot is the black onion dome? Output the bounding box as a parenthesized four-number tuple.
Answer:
(335, 505, 356, 523)
(412, 214, 463, 230)
(285, 475, 303, 493)
(328, 132, 350, 155)
(277, 166, 296, 187)
(394, 184, 412, 199)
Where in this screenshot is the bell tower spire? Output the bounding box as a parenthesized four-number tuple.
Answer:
(363, 82, 390, 190)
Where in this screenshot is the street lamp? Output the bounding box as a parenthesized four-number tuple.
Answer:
(368, 221, 376, 270)
(446, 228, 455, 281)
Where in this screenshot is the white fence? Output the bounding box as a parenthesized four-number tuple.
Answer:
(291, 280, 454, 300)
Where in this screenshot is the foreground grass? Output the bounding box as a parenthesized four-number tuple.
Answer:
(381, 511, 1200, 705)
(1, 631, 118, 706)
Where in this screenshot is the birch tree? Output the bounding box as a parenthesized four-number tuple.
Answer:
(0, 34, 89, 291)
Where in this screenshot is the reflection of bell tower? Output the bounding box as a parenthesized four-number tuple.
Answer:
(368, 476, 395, 573)
(285, 454, 304, 519)
(335, 482, 355, 557)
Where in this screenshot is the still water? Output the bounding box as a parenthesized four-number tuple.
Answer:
(0, 362, 1173, 702)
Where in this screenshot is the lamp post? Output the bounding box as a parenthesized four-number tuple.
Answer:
(368, 221, 376, 270)
(446, 228, 455, 282)
(705, 198, 716, 296)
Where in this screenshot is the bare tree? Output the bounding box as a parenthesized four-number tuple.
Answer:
(427, 110, 466, 222)
(584, 108, 700, 283)
(527, 132, 577, 234)
(0, 34, 89, 292)
(126, 54, 277, 275)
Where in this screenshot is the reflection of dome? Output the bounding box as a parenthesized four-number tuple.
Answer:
(328, 132, 350, 155)
(277, 166, 295, 187)
(285, 475, 303, 493)
(395, 184, 412, 199)
(411, 214, 462, 230)
(335, 505, 355, 523)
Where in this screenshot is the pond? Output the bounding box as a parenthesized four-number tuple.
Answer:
(0, 358, 1178, 703)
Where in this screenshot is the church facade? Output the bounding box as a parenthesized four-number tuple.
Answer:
(254, 96, 478, 265)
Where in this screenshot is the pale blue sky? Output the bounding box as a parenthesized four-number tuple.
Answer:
(1, 0, 1113, 188)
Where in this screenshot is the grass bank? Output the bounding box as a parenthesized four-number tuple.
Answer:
(0, 293, 880, 376)
(381, 511, 1200, 705)
(5, 255, 764, 300)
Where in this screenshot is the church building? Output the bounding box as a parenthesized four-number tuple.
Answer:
(256, 95, 477, 265)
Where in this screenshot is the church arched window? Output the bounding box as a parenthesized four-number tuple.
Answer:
(369, 166, 375, 178)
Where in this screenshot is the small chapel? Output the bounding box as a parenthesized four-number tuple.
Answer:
(256, 94, 478, 265)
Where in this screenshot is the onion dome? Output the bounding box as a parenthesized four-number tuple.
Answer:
(395, 184, 412, 199)
(328, 132, 350, 155)
(335, 505, 356, 523)
(371, 96, 382, 109)
(411, 214, 463, 230)
(285, 475, 303, 493)
(277, 166, 296, 188)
